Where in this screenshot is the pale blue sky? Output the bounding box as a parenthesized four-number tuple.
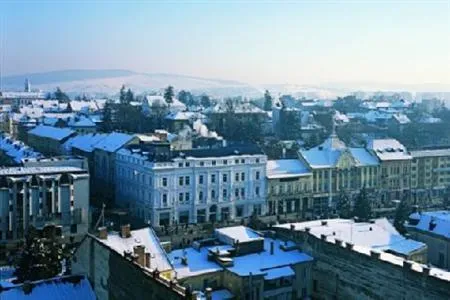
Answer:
(1, 1, 449, 85)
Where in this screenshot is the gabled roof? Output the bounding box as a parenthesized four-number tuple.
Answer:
(407, 211, 450, 239)
(367, 139, 411, 161)
(93, 132, 134, 153)
(64, 133, 108, 153)
(96, 227, 173, 272)
(28, 125, 75, 141)
(266, 159, 311, 179)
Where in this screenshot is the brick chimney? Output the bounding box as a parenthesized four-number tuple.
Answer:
(121, 224, 131, 238)
(145, 252, 151, 268)
(133, 245, 146, 267)
(98, 226, 107, 240)
(205, 287, 212, 300)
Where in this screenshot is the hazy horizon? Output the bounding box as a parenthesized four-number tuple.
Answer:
(1, 1, 449, 87)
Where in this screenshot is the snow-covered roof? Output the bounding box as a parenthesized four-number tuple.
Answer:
(97, 227, 173, 272)
(264, 266, 295, 280)
(334, 111, 350, 123)
(69, 100, 100, 112)
(406, 211, 450, 239)
(266, 159, 311, 179)
(411, 149, 450, 158)
(64, 133, 108, 153)
(276, 218, 426, 256)
(0, 275, 95, 299)
(93, 132, 134, 152)
(0, 135, 42, 164)
(169, 237, 312, 279)
(1, 91, 44, 99)
(226, 238, 312, 276)
(392, 113, 411, 124)
(215, 226, 263, 244)
(0, 166, 84, 176)
(367, 139, 411, 161)
(300, 148, 341, 168)
(67, 116, 96, 128)
(348, 148, 380, 166)
(203, 102, 264, 114)
(145, 95, 186, 110)
(419, 116, 442, 124)
(165, 111, 205, 121)
(28, 125, 75, 141)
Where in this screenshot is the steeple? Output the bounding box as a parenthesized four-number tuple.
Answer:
(24, 78, 31, 92)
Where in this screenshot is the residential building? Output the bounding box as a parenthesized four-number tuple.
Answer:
(168, 226, 314, 299)
(115, 144, 267, 227)
(0, 166, 89, 242)
(93, 132, 141, 203)
(367, 138, 412, 202)
(406, 211, 450, 270)
(0, 134, 42, 166)
(266, 159, 313, 218)
(72, 225, 187, 300)
(298, 133, 380, 213)
(410, 149, 450, 205)
(27, 125, 76, 156)
(274, 219, 450, 300)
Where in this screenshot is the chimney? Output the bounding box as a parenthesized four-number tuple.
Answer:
(121, 224, 131, 238)
(321, 220, 328, 226)
(133, 245, 146, 267)
(205, 287, 212, 300)
(270, 241, 274, 255)
(403, 260, 413, 270)
(346, 242, 354, 250)
(98, 226, 107, 240)
(320, 234, 327, 240)
(422, 266, 430, 276)
(145, 252, 151, 268)
(370, 250, 381, 259)
(335, 239, 343, 246)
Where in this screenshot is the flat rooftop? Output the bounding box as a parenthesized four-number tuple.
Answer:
(0, 166, 85, 176)
(169, 238, 312, 279)
(275, 218, 426, 256)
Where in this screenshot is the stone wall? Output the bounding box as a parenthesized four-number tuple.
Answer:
(73, 235, 186, 300)
(275, 228, 450, 300)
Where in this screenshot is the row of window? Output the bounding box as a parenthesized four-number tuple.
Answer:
(177, 158, 261, 168)
(161, 186, 262, 206)
(163, 171, 262, 187)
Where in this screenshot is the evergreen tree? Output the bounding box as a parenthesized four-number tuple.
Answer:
(336, 191, 352, 218)
(352, 187, 372, 221)
(200, 94, 211, 108)
(102, 100, 114, 132)
(263, 90, 273, 111)
(54, 87, 70, 103)
(125, 88, 134, 104)
(119, 85, 127, 104)
(13, 226, 74, 283)
(279, 106, 302, 140)
(178, 90, 188, 105)
(394, 196, 412, 234)
(164, 85, 174, 108)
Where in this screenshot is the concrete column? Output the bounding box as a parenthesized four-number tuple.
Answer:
(11, 182, 17, 239)
(23, 182, 29, 233)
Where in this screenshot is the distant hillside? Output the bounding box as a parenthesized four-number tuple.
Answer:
(1, 69, 344, 99)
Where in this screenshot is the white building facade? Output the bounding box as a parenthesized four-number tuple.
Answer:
(0, 166, 89, 241)
(115, 145, 267, 227)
